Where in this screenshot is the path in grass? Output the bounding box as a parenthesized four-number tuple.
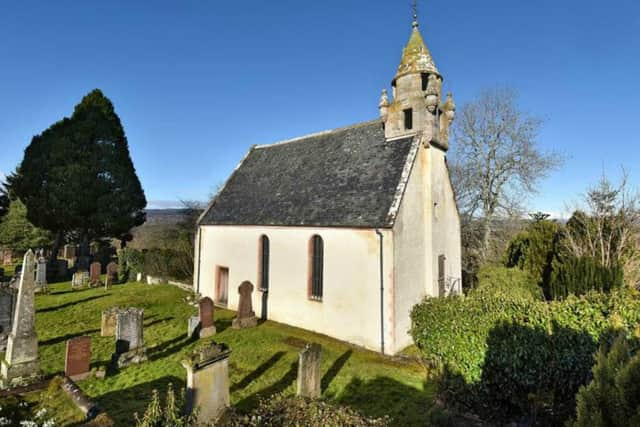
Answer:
(35, 281, 432, 425)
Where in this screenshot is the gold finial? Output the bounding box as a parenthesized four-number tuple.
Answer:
(412, 0, 419, 28)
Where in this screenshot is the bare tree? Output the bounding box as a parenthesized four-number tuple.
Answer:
(451, 87, 562, 261)
(563, 171, 640, 288)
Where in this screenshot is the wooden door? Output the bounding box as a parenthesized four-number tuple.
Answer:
(217, 267, 229, 305)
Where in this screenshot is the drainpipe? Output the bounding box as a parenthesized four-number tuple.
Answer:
(196, 226, 202, 294)
(375, 229, 385, 354)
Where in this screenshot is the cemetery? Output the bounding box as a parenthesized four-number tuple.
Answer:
(0, 272, 429, 425)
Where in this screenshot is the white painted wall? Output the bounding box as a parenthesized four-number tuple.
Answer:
(392, 143, 432, 351)
(195, 225, 396, 354)
(429, 146, 462, 294)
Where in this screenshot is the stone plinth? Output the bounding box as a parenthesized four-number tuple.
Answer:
(182, 342, 231, 424)
(1, 250, 41, 387)
(111, 308, 147, 368)
(232, 281, 257, 329)
(199, 297, 216, 337)
(296, 343, 322, 398)
(101, 307, 120, 337)
(65, 336, 91, 381)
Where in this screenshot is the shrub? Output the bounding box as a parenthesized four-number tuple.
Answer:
(572, 334, 640, 427)
(119, 247, 144, 276)
(550, 255, 624, 300)
(473, 265, 542, 300)
(504, 219, 560, 296)
(135, 384, 196, 427)
(409, 288, 640, 423)
(220, 394, 389, 426)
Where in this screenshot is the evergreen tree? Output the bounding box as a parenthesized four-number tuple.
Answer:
(11, 89, 146, 257)
(0, 199, 52, 252)
(0, 183, 8, 219)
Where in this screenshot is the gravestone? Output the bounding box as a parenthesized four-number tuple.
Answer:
(199, 297, 216, 337)
(136, 272, 143, 282)
(296, 343, 322, 398)
(187, 316, 200, 339)
(34, 254, 47, 293)
(89, 262, 101, 287)
(72, 271, 89, 289)
(104, 262, 118, 289)
(111, 308, 147, 368)
(101, 307, 120, 337)
(2, 250, 12, 266)
(65, 336, 91, 381)
(0, 284, 16, 351)
(232, 281, 257, 329)
(1, 250, 41, 387)
(63, 245, 76, 259)
(182, 342, 231, 424)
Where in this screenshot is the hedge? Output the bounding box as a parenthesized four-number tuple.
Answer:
(410, 288, 640, 423)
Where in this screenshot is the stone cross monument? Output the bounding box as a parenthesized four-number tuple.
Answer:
(1, 250, 40, 387)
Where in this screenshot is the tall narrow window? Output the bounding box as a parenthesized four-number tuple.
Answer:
(403, 108, 413, 130)
(309, 235, 323, 301)
(259, 235, 269, 291)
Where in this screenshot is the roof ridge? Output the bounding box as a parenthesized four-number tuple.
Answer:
(254, 119, 382, 149)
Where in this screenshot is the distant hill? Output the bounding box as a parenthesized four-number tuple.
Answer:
(129, 209, 189, 249)
(144, 208, 188, 225)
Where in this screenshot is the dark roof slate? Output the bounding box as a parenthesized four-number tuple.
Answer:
(199, 120, 416, 228)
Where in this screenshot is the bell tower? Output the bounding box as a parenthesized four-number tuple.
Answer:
(380, 7, 455, 149)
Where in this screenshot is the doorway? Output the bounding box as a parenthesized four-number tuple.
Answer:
(216, 266, 229, 306)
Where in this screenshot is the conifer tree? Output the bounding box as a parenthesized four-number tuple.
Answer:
(10, 89, 146, 257)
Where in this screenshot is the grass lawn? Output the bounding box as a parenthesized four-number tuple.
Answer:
(28, 280, 433, 426)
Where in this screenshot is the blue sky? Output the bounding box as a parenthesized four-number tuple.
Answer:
(1, 1, 639, 215)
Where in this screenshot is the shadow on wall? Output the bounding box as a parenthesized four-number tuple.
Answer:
(437, 322, 604, 425)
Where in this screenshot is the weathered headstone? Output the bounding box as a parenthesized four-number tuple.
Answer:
(63, 245, 76, 260)
(111, 308, 147, 368)
(101, 307, 120, 337)
(1, 250, 41, 387)
(136, 272, 143, 283)
(187, 316, 200, 339)
(296, 343, 322, 398)
(34, 254, 47, 293)
(89, 262, 101, 287)
(199, 297, 216, 337)
(0, 284, 16, 351)
(72, 271, 89, 289)
(65, 336, 91, 381)
(182, 342, 231, 424)
(232, 281, 257, 329)
(2, 250, 12, 266)
(105, 262, 118, 289)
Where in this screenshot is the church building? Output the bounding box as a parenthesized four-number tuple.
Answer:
(194, 15, 461, 355)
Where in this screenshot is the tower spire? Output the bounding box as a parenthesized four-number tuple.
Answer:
(412, 0, 419, 28)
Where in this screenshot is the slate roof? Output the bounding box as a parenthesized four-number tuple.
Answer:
(198, 120, 418, 228)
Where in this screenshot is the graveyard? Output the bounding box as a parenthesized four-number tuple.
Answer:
(0, 276, 431, 425)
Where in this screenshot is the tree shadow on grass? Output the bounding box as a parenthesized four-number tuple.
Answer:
(215, 318, 233, 334)
(144, 316, 175, 329)
(96, 375, 185, 425)
(37, 295, 107, 313)
(336, 376, 431, 425)
(148, 334, 196, 362)
(235, 360, 299, 412)
(321, 349, 352, 393)
(231, 352, 286, 392)
(40, 329, 101, 346)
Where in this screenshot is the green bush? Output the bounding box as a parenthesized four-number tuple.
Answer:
(550, 255, 624, 300)
(572, 333, 640, 427)
(504, 219, 560, 296)
(410, 288, 640, 423)
(135, 383, 196, 427)
(473, 265, 543, 300)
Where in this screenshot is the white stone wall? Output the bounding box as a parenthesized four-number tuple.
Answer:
(195, 225, 395, 354)
(429, 147, 462, 294)
(392, 144, 432, 351)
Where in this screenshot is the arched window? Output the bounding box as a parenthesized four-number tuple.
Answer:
(308, 235, 323, 301)
(259, 235, 269, 291)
